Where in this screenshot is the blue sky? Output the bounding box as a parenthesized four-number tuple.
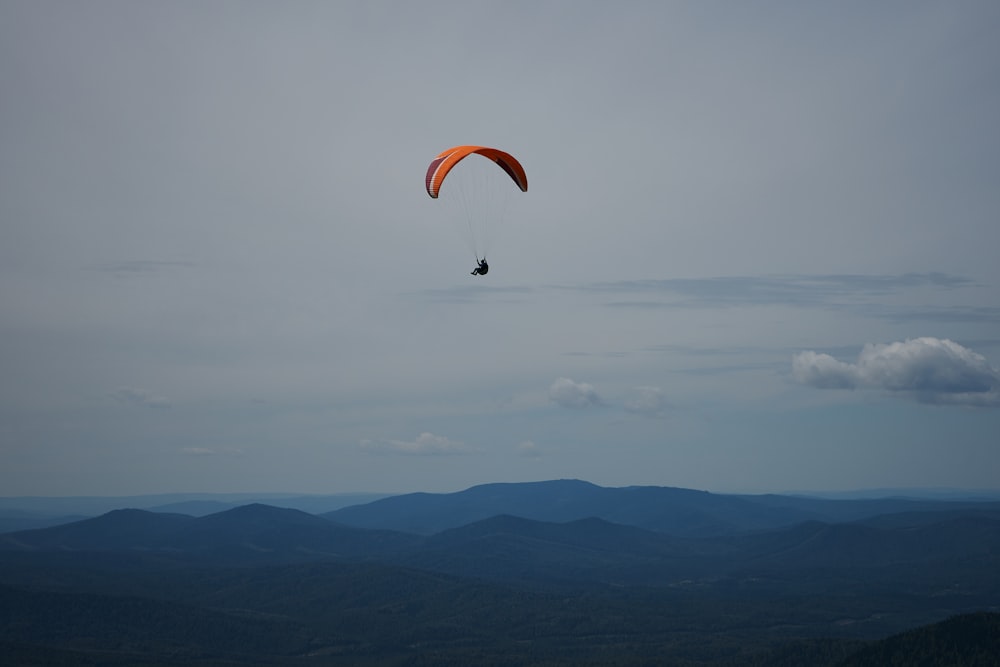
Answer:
(1, 1, 998, 496)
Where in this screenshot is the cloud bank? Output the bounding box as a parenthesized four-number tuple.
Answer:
(793, 338, 1000, 406)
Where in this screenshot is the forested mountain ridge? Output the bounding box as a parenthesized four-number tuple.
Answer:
(835, 611, 1000, 667)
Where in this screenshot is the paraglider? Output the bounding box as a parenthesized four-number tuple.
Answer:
(425, 145, 527, 276)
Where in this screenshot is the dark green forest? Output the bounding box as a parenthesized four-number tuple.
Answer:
(2, 570, 996, 666)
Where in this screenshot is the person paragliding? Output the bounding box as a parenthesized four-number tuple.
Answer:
(425, 145, 527, 277)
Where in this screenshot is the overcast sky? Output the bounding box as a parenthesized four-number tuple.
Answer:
(2, 1, 998, 497)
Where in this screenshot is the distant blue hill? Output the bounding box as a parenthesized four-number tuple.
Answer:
(0, 503, 418, 563)
(323, 478, 1000, 537)
(0, 491, 391, 529)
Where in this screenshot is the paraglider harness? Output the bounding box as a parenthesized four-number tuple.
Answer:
(471, 256, 489, 276)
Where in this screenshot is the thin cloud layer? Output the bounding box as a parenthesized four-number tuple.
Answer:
(362, 432, 468, 455)
(793, 338, 1000, 406)
(581, 273, 972, 308)
(180, 446, 245, 457)
(549, 378, 604, 409)
(109, 387, 170, 409)
(623, 386, 669, 418)
(517, 440, 542, 458)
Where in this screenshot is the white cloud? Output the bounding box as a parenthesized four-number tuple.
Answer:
(793, 338, 1000, 406)
(109, 386, 170, 408)
(791, 351, 858, 389)
(517, 440, 542, 458)
(623, 386, 669, 418)
(549, 378, 604, 409)
(361, 432, 468, 455)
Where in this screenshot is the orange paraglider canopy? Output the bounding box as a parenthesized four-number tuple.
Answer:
(425, 145, 527, 199)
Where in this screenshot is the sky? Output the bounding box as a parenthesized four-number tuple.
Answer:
(2, 1, 999, 497)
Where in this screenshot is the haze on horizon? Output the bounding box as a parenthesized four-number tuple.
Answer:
(2, 1, 999, 498)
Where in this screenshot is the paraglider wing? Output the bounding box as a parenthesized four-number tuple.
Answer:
(425, 145, 528, 199)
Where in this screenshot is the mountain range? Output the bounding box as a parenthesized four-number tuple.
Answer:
(2, 479, 998, 665)
(0, 491, 390, 532)
(321, 478, 1000, 536)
